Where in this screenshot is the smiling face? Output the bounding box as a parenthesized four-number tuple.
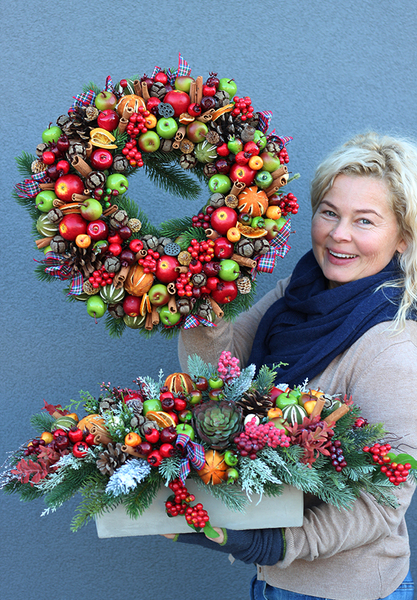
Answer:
(311, 174, 407, 287)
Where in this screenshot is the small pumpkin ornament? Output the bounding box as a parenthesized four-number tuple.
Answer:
(198, 450, 228, 485)
(124, 264, 154, 296)
(164, 372, 195, 394)
(237, 186, 269, 217)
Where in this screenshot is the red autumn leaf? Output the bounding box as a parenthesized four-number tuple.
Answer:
(43, 400, 70, 416)
(11, 458, 50, 485)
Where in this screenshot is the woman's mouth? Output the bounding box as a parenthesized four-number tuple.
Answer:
(328, 249, 358, 259)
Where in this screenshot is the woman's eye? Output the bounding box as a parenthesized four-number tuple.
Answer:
(323, 210, 337, 217)
(358, 218, 372, 225)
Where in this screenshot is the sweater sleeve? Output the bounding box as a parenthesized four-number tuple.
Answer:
(174, 527, 285, 565)
(178, 275, 292, 370)
(278, 333, 417, 567)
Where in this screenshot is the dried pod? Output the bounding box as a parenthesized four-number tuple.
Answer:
(234, 238, 255, 257)
(214, 90, 230, 106)
(191, 272, 207, 288)
(160, 139, 174, 153)
(113, 155, 129, 172)
(178, 250, 192, 266)
(197, 300, 213, 321)
(85, 106, 99, 121)
(108, 303, 125, 319)
(194, 141, 217, 164)
(127, 218, 142, 233)
(83, 280, 100, 295)
(104, 255, 121, 273)
(176, 297, 193, 315)
(179, 138, 195, 154)
(50, 235, 67, 254)
(150, 82, 167, 99)
(209, 193, 225, 208)
(253, 238, 270, 255)
(85, 170, 106, 190)
(241, 125, 256, 143)
(109, 209, 129, 229)
(67, 141, 87, 160)
(237, 276, 252, 294)
(205, 131, 220, 145)
(203, 163, 217, 177)
(36, 143, 49, 157)
(164, 242, 181, 257)
(179, 153, 197, 169)
(141, 234, 159, 251)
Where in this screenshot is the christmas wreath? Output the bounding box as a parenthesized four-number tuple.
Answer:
(2, 353, 416, 534)
(14, 55, 299, 338)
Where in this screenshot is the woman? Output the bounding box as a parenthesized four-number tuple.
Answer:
(171, 132, 417, 599)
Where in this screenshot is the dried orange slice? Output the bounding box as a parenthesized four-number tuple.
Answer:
(146, 411, 177, 428)
(90, 128, 118, 149)
(211, 103, 234, 121)
(140, 293, 151, 315)
(237, 222, 268, 238)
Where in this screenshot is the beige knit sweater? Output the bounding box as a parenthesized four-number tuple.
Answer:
(178, 276, 417, 600)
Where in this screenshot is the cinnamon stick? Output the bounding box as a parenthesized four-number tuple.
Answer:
(141, 82, 150, 102)
(174, 266, 188, 274)
(231, 253, 256, 269)
(151, 305, 160, 325)
(102, 204, 119, 217)
(121, 444, 147, 459)
(168, 295, 177, 314)
(35, 237, 53, 249)
(39, 183, 55, 191)
(113, 265, 130, 289)
(271, 165, 288, 180)
(71, 155, 92, 178)
(145, 311, 153, 330)
(53, 199, 66, 208)
(135, 249, 147, 260)
(208, 296, 224, 319)
(310, 398, 326, 419)
(91, 427, 113, 447)
(85, 142, 93, 158)
(189, 81, 197, 104)
(167, 282, 176, 295)
(72, 193, 91, 202)
(205, 228, 220, 240)
(122, 104, 134, 120)
(118, 117, 128, 134)
(196, 76, 203, 104)
(133, 80, 142, 96)
(323, 404, 350, 425)
(196, 108, 215, 123)
(231, 181, 245, 197)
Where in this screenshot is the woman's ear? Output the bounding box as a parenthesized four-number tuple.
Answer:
(396, 238, 407, 254)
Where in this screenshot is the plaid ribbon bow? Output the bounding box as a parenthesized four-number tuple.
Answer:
(166, 53, 191, 86)
(183, 315, 216, 329)
(257, 110, 273, 133)
(254, 218, 292, 275)
(176, 433, 205, 484)
(41, 252, 84, 295)
(15, 171, 49, 198)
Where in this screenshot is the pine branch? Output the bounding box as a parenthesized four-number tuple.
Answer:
(71, 475, 121, 532)
(187, 354, 216, 381)
(44, 462, 99, 510)
(30, 412, 55, 435)
(104, 313, 126, 339)
(254, 364, 281, 395)
(159, 218, 195, 241)
(122, 471, 161, 519)
(83, 81, 101, 95)
(224, 364, 256, 403)
(15, 152, 37, 178)
(192, 476, 248, 513)
(34, 262, 56, 283)
(3, 479, 45, 501)
(159, 456, 182, 483)
(142, 160, 202, 200)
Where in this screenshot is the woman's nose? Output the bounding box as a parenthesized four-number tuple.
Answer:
(330, 220, 352, 243)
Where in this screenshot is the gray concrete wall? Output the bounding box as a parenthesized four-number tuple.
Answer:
(1, 1, 416, 598)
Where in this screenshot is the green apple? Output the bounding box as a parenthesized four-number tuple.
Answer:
(186, 121, 209, 143)
(208, 174, 232, 194)
(148, 284, 170, 306)
(159, 305, 182, 326)
(174, 75, 195, 92)
(80, 198, 103, 221)
(219, 259, 240, 281)
(224, 450, 238, 466)
(156, 117, 178, 139)
(143, 399, 162, 414)
(106, 174, 129, 194)
(35, 190, 57, 213)
(95, 90, 118, 111)
(227, 136, 243, 154)
(269, 417, 289, 433)
(276, 392, 298, 410)
(138, 130, 161, 153)
(253, 130, 267, 150)
(86, 295, 106, 319)
(42, 125, 62, 144)
(218, 77, 237, 97)
(260, 151, 282, 172)
(176, 422, 195, 441)
(255, 170, 274, 189)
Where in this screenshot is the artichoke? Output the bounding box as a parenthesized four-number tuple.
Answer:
(193, 400, 242, 450)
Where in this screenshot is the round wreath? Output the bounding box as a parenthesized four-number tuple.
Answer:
(15, 55, 299, 337)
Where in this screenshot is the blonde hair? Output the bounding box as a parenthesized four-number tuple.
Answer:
(310, 132, 417, 330)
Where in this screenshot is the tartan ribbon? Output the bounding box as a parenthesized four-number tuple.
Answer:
(254, 218, 292, 274)
(151, 64, 163, 79)
(105, 75, 115, 92)
(69, 89, 95, 113)
(167, 53, 191, 85)
(257, 110, 273, 133)
(183, 315, 216, 329)
(40, 252, 84, 295)
(175, 433, 205, 484)
(267, 133, 293, 149)
(15, 172, 49, 198)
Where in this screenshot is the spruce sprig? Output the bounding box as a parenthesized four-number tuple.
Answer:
(142, 160, 201, 201)
(30, 412, 55, 435)
(15, 152, 37, 178)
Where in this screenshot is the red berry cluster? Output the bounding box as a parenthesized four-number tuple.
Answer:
(278, 146, 289, 164)
(126, 108, 149, 136)
(329, 440, 347, 472)
(122, 138, 143, 168)
(234, 418, 291, 460)
(278, 193, 299, 216)
(165, 479, 210, 530)
(187, 239, 215, 263)
(192, 205, 214, 228)
(89, 266, 116, 288)
(363, 443, 411, 486)
(24, 438, 47, 456)
(138, 248, 160, 273)
(232, 95, 254, 121)
(176, 272, 192, 297)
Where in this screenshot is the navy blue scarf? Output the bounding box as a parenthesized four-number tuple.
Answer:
(248, 250, 405, 387)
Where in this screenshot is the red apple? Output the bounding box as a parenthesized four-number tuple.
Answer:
(210, 207, 238, 236)
(90, 148, 114, 170)
(148, 283, 170, 306)
(87, 220, 109, 241)
(213, 237, 234, 259)
(210, 280, 238, 304)
(174, 75, 195, 92)
(59, 214, 87, 241)
(163, 90, 191, 117)
(229, 163, 256, 187)
(97, 109, 120, 132)
(186, 121, 209, 143)
(155, 256, 180, 284)
(123, 295, 142, 317)
(55, 174, 84, 202)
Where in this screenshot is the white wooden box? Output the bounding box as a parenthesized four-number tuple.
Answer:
(95, 482, 303, 538)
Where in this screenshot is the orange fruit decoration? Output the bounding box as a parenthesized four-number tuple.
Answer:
(237, 186, 269, 217)
(227, 227, 241, 243)
(116, 94, 146, 116)
(146, 411, 177, 428)
(198, 450, 228, 485)
(237, 222, 268, 238)
(89, 128, 118, 149)
(77, 414, 106, 433)
(267, 407, 283, 420)
(164, 372, 195, 394)
(124, 264, 155, 297)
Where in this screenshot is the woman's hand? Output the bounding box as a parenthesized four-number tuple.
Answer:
(161, 526, 224, 543)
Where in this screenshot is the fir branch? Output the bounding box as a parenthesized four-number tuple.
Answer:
(159, 218, 195, 241)
(83, 81, 101, 95)
(70, 473, 119, 532)
(12, 189, 39, 221)
(142, 160, 202, 200)
(42, 460, 99, 510)
(187, 354, 216, 381)
(34, 262, 56, 283)
(239, 456, 282, 498)
(122, 471, 161, 519)
(104, 314, 126, 339)
(30, 412, 55, 435)
(106, 459, 151, 496)
(159, 456, 182, 483)
(224, 364, 256, 403)
(254, 364, 281, 395)
(15, 152, 37, 178)
(192, 476, 249, 513)
(3, 479, 45, 501)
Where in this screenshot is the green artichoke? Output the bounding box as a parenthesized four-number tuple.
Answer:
(193, 400, 242, 450)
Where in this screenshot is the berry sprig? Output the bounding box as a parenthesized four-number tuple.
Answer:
(89, 266, 116, 288)
(187, 238, 215, 263)
(122, 138, 143, 168)
(278, 192, 299, 216)
(232, 95, 254, 121)
(363, 443, 411, 485)
(278, 146, 289, 164)
(165, 478, 218, 536)
(329, 440, 347, 472)
(138, 248, 160, 273)
(217, 350, 241, 383)
(191, 205, 215, 229)
(234, 418, 291, 460)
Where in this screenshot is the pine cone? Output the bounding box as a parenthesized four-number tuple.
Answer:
(237, 390, 273, 418)
(31, 159, 47, 173)
(237, 276, 252, 294)
(127, 218, 142, 233)
(96, 443, 128, 476)
(99, 395, 119, 413)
